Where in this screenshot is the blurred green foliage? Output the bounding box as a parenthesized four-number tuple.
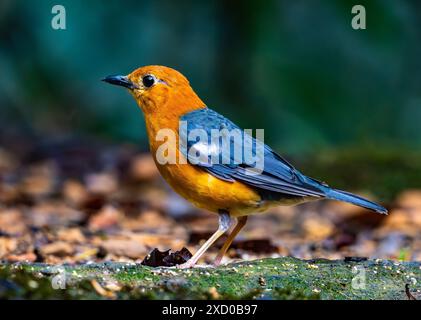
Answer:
(297, 144, 421, 201)
(1, 0, 421, 155)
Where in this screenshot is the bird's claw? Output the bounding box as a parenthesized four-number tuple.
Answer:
(176, 262, 216, 269)
(176, 262, 195, 269)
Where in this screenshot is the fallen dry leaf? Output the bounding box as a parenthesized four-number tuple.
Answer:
(141, 247, 192, 267)
(57, 228, 86, 243)
(91, 279, 116, 299)
(62, 179, 88, 206)
(6, 252, 37, 262)
(0, 208, 27, 235)
(302, 216, 334, 240)
(208, 286, 220, 299)
(39, 241, 74, 257)
(0, 237, 18, 258)
(395, 189, 421, 209)
(85, 172, 118, 195)
(230, 239, 279, 254)
(88, 205, 122, 231)
(20, 162, 56, 198)
(27, 201, 86, 227)
(100, 238, 146, 259)
(130, 154, 159, 181)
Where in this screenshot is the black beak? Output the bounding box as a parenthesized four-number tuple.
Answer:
(101, 75, 138, 89)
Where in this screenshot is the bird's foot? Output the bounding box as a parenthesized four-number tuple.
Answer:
(176, 262, 216, 269)
(176, 261, 196, 269)
(213, 258, 223, 267)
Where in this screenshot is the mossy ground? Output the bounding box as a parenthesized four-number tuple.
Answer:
(1, 257, 420, 299)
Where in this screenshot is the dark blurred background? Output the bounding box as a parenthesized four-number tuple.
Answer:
(0, 0, 420, 199)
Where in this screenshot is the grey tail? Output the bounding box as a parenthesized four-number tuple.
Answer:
(325, 188, 388, 214)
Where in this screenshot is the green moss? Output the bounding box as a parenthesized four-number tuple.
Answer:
(1, 257, 420, 299)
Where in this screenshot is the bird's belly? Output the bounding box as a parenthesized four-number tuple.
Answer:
(155, 162, 265, 216)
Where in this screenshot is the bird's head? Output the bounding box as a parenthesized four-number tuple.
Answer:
(102, 65, 205, 116)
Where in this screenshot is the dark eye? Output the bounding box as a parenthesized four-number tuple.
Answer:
(142, 75, 155, 88)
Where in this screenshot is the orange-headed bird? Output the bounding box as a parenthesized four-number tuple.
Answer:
(103, 65, 387, 268)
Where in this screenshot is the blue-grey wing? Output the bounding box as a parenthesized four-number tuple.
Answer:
(179, 108, 325, 198)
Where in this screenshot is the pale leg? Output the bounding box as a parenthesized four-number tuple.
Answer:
(177, 211, 233, 269)
(213, 216, 248, 266)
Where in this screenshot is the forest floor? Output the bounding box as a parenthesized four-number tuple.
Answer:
(1, 135, 421, 299)
(1, 257, 420, 299)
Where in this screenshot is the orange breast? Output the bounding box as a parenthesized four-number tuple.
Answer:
(143, 112, 265, 216)
(154, 157, 264, 216)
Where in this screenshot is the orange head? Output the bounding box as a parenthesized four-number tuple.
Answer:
(102, 65, 206, 117)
